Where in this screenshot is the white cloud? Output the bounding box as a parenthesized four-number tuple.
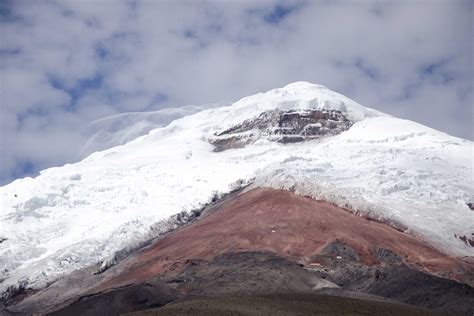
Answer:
(0, 0, 472, 184)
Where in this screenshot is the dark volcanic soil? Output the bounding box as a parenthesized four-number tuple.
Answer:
(126, 293, 444, 316)
(44, 252, 473, 315)
(5, 188, 474, 315)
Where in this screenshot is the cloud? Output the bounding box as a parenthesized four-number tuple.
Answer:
(0, 0, 472, 184)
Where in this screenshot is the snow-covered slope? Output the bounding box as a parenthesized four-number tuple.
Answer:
(1, 82, 473, 294)
(79, 104, 217, 158)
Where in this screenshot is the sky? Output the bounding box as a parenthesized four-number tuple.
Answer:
(0, 0, 472, 185)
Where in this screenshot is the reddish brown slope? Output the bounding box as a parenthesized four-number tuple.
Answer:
(97, 188, 471, 291)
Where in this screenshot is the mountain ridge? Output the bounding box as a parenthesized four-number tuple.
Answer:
(1, 82, 472, 298)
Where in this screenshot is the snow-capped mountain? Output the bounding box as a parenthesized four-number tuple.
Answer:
(1, 82, 473, 295)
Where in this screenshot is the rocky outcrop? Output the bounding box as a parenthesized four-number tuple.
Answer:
(210, 109, 352, 151)
(457, 234, 474, 247)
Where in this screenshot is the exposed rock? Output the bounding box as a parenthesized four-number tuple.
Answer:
(467, 203, 474, 210)
(210, 109, 352, 151)
(317, 258, 474, 315)
(319, 240, 360, 262)
(458, 234, 474, 247)
(1, 281, 31, 308)
(373, 248, 403, 265)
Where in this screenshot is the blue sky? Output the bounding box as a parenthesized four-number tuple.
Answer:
(0, 0, 472, 185)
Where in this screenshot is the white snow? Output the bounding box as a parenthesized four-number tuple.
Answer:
(79, 103, 220, 158)
(1, 81, 473, 294)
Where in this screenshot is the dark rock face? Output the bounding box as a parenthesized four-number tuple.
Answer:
(210, 109, 352, 151)
(319, 240, 361, 262)
(314, 254, 474, 315)
(374, 248, 403, 265)
(47, 252, 473, 315)
(458, 235, 474, 247)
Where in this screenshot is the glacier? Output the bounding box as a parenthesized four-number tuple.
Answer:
(1, 81, 473, 295)
(79, 103, 221, 158)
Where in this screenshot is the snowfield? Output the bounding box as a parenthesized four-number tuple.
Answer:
(1, 82, 473, 294)
(79, 103, 219, 158)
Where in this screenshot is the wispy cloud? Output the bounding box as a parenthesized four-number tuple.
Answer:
(0, 0, 472, 184)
